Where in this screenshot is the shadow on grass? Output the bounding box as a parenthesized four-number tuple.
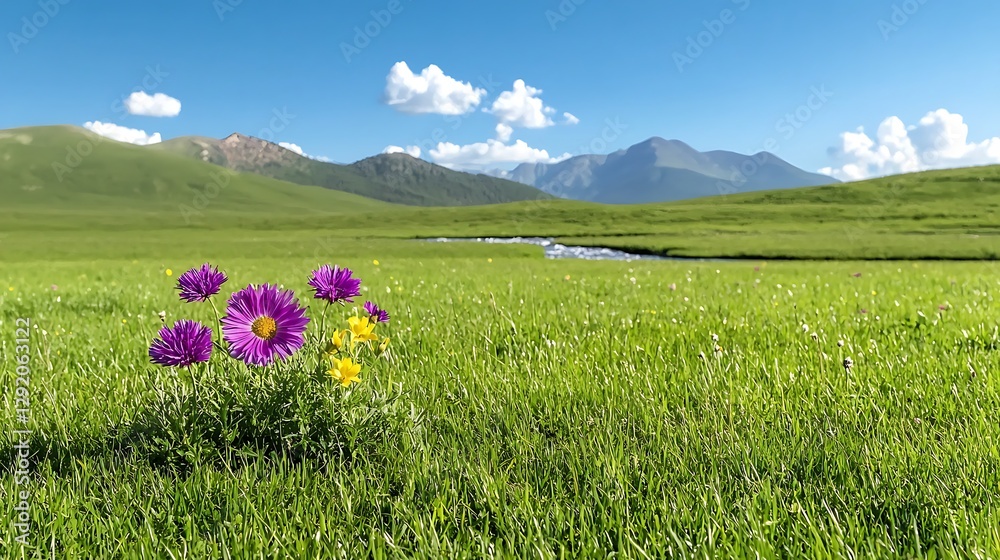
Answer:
(6, 368, 419, 476)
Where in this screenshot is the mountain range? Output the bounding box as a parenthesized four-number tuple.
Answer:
(152, 132, 548, 206)
(506, 137, 837, 203)
(2, 126, 837, 211)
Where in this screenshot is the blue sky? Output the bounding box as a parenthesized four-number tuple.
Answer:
(3, 0, 999, 178)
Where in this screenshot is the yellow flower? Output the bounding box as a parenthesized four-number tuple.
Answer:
(487, 258, 493, 263)
(165, 268, 173, 277)
(323, 330, 348, 355)
(329, 357, 361, 387)
(7, 287, 13, 292)
(377, 337, 390, 355)
(348, 316, 378, 345)
(373, 259, 380, 266)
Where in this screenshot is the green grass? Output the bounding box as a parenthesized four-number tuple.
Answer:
(3, 249, 1000, 557)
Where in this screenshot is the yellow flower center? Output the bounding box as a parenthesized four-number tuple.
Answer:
(251, 316, 277, 340)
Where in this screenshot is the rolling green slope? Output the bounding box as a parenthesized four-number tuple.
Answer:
(0, 126, 391, 230)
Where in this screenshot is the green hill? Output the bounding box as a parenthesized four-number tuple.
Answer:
(153, 134, 551, 206)
(0, 126, 391, 229)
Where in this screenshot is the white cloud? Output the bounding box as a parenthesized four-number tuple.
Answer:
(383, 145, 422, 158)
(278, 141, 333, 162)
(124, 91, 182, 117)
(488, 79, 557, 128)
(563, 112, 580, 125)
(495, 123, 513, 142)
(428, 138, 570, 169)
(278, 142, 304, 155)
(384, 62, 486, 115)
(819, 109, 1000, 181)
(83, 121, 161, 145)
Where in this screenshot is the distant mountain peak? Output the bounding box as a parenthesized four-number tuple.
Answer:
(508, 137, 837, 204)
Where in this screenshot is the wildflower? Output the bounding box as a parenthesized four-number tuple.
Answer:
(308, 265, 361, 304)
(837, 339, 845, 347)
(329, 356, 362, 387)
(324, 330, 348, 355)
(373, 259, 380, 266)
(50, 284, 58, 291)
(802, 324, 809, 333)
(176, 263, 228, 302)
(165, 268, 173, 277)
(711, 333, 719, 342)
(377, 337, 390, 355)
(364, 301, 390, 324)
(843, 357, 854, 371)
(810, 332, 818, 341)
(669, 283, 677, 291)
(221, 284, 310, 366)
(348, 316, 378, 345)
(149, 320, 213, 368)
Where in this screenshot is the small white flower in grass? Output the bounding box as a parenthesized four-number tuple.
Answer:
(810, 332, 818, 341)
(711, 333, 719, 342)
(843, 357, 854, 371)
(837, 339, 845, 347)
(802, 324, 809, 333)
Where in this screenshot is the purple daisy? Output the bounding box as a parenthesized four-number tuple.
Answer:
(364, 301, 390, 324)
(308, 265, 362, 304)
(221, 284, 309, 366)
(176, 263, 228, 303)
(149, 320, 213, 368)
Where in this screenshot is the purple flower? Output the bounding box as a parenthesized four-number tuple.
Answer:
(308, 265, 361, 304)
(364, 301, 390, 323)
(221, 284, 309, 366)
(176, 263, 228, 303)
(149, 320, 213, 368)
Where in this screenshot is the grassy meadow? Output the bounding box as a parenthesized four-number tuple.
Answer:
(3, 126, 1000, 557)
(2, 236, 1000, 557)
